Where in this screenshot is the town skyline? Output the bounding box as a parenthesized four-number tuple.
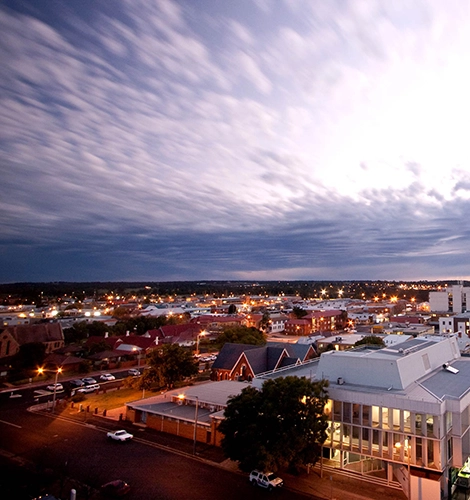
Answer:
(2, 1, 470, 283)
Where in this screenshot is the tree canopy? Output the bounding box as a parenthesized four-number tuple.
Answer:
(354, 335, 385, 347)
(216, 326, 266, 349)
(292, 306, 308, 319)
(219, 376, 329, 473)
(144, 344, 198, 389)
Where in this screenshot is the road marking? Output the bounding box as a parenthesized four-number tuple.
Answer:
(0, 419, 22, 429)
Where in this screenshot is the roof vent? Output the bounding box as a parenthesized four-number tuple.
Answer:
(337, 377, 344, 385)
(443, 363, 459, 374)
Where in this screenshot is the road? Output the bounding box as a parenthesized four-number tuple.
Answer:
(0, 382, 313, 500)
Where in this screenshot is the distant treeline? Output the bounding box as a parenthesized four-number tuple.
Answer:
(0, 279, 462, 305)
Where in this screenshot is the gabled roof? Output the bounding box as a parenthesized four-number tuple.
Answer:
(211, 343, 260, 370)
(213, 343, 311, 377)
(268, 342, 316, 360)
(5, 323, 64, 345)
(114, 335, 156, 350)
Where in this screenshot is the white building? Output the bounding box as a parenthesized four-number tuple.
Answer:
(254, 336, 469, 499)
(429, 285, 470, 313)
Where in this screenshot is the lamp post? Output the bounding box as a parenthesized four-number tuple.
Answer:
(196, 331, 206, 356)
(38, 366, 62, 413)
(193, 396, 199, 456)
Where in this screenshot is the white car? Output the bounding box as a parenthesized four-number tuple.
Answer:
(107, 429, 134, 442)
(128, 369, 140, 376)
(100, 373, 116, 381)
(77, 383, 100, 393)
(249, 470, 283, 490)
(46, 383, 64, 392)
(82, 377, 97, 385)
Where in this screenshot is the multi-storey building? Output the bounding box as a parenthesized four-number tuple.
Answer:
(254, 336, 468, 499)
(429, 285, 470, 313)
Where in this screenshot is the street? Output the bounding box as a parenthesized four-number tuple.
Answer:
(0, 383, 313, 499)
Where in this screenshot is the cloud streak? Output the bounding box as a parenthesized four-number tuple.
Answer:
(2, 0, 470, 282)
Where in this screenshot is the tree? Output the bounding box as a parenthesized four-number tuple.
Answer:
(145, 344, 198, 389)
(16, 342, 46, 369)
(354, 335, 385, 347)
(219, 376, 329, 473)
(227, 304, 237, 315)
(259, 312, 271, 333)
(216, 326, 266, 349)
(292, 306, 308, 319)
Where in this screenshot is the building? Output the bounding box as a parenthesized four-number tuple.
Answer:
(305, 310, 348, 333)
(429, 285, 470, 313)
(254, 336, 468, 499)
(126, 381, 248, 447)
(0, 323, 64, 359)
(438, 313, 470, 336)
(210, 342, 316, 381)
(284, 318, 312, 336)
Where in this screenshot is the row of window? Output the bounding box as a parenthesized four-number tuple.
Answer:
(324, 421, 445, 469)
(325, 400, 448, 438)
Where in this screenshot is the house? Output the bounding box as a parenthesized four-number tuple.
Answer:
(0, 323, 64, 359)
(210, 342, 316, 381)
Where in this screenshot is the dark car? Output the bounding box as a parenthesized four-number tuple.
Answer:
(69, 379, 84, 388)
(101, 480, 131, 497)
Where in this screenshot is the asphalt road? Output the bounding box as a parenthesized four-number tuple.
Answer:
(0, 386, 312, 500)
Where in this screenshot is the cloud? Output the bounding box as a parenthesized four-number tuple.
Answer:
(2, 0, 470, 282)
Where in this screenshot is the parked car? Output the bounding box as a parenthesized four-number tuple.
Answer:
(100, 373, 116, 381)
(77, 383, 100, 393)
(128, 369, 140, 376)
(69, 379, 84, 388)
(82, 377, 97, 385)
(107, 429, 134, 442)
(100, 480, 131, 497)
(249, 470, 283, 490)
(46, 383, 63, 392)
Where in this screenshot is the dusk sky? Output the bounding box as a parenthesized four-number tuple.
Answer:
(2, 0, 470, 283)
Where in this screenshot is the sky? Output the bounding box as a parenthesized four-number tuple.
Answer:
(2, 0, 470, 283)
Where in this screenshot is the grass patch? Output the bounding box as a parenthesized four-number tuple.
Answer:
(74, 388, 148, 410)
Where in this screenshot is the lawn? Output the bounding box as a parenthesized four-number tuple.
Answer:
(73, 387, 151, 410)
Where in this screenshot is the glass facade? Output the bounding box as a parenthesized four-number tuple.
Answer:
(324, 399, 442, 471)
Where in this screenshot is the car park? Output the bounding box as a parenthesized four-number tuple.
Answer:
(128, 369, 140, 376)
(82, 377, 97, 385)
(249, 470, 283, 490)
(100, 479, 131, 497)
(107, 429, 134, 442)
(46, 383, 63, 392)
(100, 373, 116, 381)
(77, 383, 100, 393)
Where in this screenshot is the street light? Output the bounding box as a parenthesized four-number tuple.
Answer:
(38, 366, 62, 413)
(196, 330, 207, 356)
(178, 394, 199, 455)
(395, 437, 412, 499)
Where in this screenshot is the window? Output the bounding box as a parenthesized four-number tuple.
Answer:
(6, 340, 10, 356)
(372, 406, 380, 427)
(343, 402, 352, 423)
(447, 437, 453, 461)
(362, 405, 370, 426)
